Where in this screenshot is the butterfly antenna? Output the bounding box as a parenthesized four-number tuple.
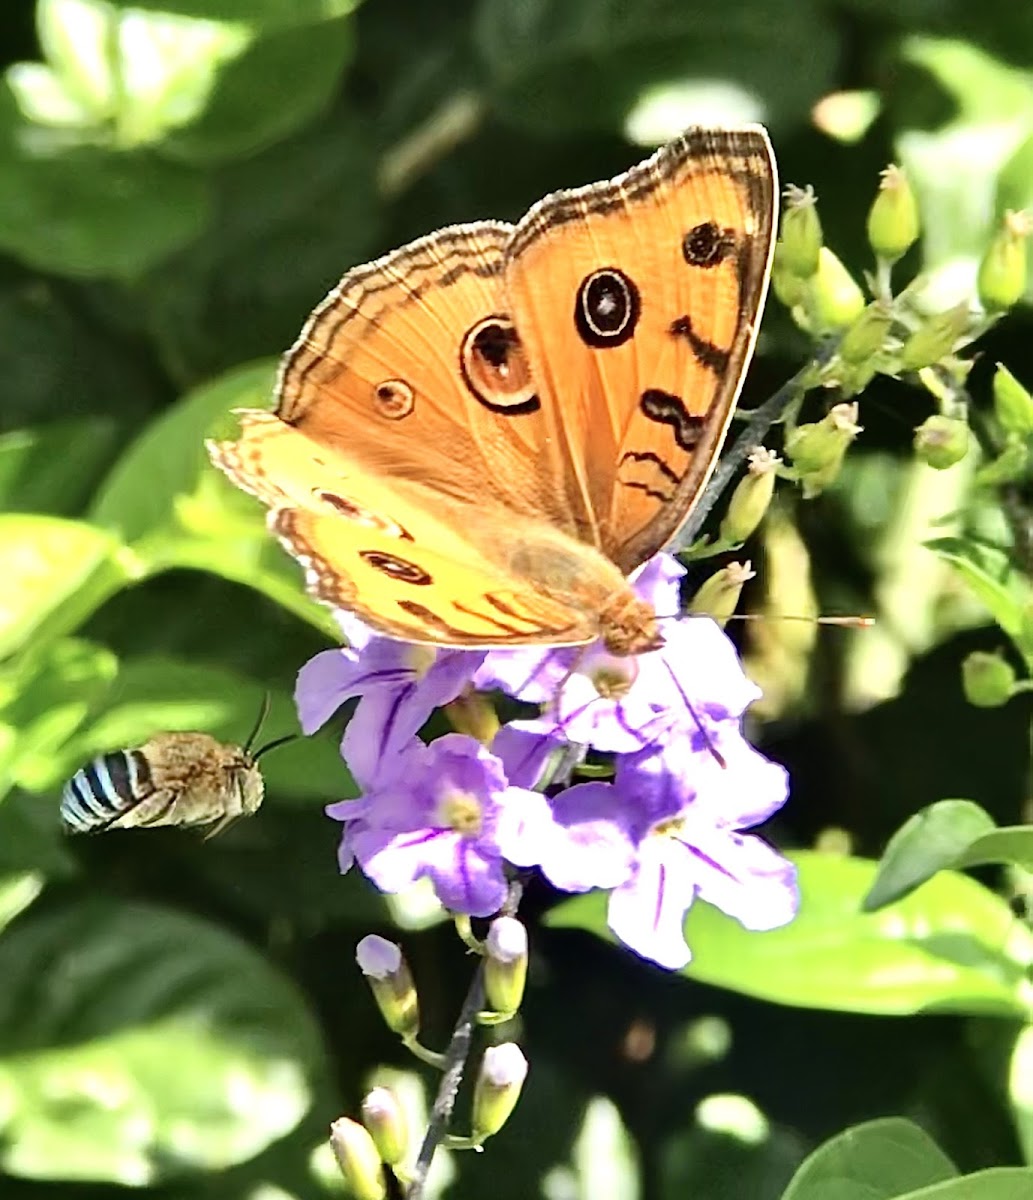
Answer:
(243, 692, 272, 756)
(654, 611, 875, 629)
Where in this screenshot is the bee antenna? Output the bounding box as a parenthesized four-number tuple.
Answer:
(253, 734, 297, 761)
(243, 692, 272, 756)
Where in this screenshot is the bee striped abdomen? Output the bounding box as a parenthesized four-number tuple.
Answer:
(61, 749, 153, 833)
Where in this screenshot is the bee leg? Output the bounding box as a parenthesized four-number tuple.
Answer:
(129, 791, 178, 829)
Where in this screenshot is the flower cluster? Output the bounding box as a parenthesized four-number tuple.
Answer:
(296, 555, 798, 969)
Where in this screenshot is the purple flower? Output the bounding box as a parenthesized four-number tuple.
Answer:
(326, 733, 554, 917)
(505, 715, 796, 970)
(296, 616, 483, 782)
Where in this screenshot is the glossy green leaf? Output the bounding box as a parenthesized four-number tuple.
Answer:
(0, 899, 323, 1183)
(780, 1117, 956, 1200)
(549, 851, 1031, 1015)
(87, 361, 336, 633)
(893, 37, 1033, 304)
(0, 514, 131, 661)
(928, 537, 1028, 641)
(895, 1169, 1033, 1199)
(0, 85, 210, 277)
(954, 826, 1033, 871)
(862, 800, 997, 911)
(475, 0, 838, 135)
(160, 17, 355, 164)
(0, 419, 119, 515)
(0, 637, 118, 796)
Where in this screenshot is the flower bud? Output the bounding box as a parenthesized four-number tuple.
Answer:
(472, 1043, 528, 1141)
(838, 300, 893, 364)
(329, 1117, 386, 1200)
(483, 917, 528, 1019)
(993, 363, 1033, 436)
(445, 690, 500, 745)
(719, 448, 780, 544)
(961, 651, 1016, 708)
(688, 561, 755, 626)
(360, 1087, 408, 1167)
(913, 414, 969, 470)
(771, 249, 808, 308)
(809, 247, 865, 332)
(785, 402, 862, 497)
(898, 302, 970, 372)
(778, 185, 822, 278)
(866, 165, 920, 263)
(978, 210, 1031, 313)
(356, 935, 419, 1038)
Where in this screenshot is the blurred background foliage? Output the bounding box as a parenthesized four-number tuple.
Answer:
(3, 0, 1033, 1197)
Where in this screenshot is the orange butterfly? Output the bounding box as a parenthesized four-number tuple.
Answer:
(209, 127, 777, 656)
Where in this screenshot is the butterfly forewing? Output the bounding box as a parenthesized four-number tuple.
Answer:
(503, 126, 777, 573)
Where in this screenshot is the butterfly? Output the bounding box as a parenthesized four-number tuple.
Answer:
(208, 126, 777, 657)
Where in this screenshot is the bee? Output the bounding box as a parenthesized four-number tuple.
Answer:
(60, 699, 292, 838)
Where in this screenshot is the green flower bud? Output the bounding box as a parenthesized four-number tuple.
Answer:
(719, 448, 779, 544)
(472, 1044, 528, 1141)
(993, 363, 1033, 436)
(771, 245, 808, 308)
(785, 402, 862, 497)
(483, 917, 528, 1020)
(913, 414, 969, 469)
(688, 561, 755, 626)
(329, 1118, 386, 1200)
(356, 936, 419, 1038)
(866, 164, 920, 263)
(809, 247, 866, 332)
(779, 185, 823, 278)
(360, 1088, 409, 1168)
(838, 300, 893, 364)
(978, 210, 1031, 313)
(897, 302, 970, 372)
(961, 651, 1016, 708)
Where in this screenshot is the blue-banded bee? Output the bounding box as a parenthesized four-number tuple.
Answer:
(60, 701, 292, 837)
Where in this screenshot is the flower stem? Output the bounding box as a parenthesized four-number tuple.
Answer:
(401, 1035, 448, 1070)
(672, 341, 836, 552)
(405, 881, 524, 1199)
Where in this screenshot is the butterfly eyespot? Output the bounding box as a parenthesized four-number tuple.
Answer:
(359, 550, 432, 585)
(374, 379, 415, 419)
(460, 316, 540, 414)
(315, 490, 410, 539)
(575, 268, 640, 348)
(681, 222, 735, 268)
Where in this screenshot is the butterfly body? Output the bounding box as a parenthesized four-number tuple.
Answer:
(61, 732, 264, 837)
(210, 127, 777, 654)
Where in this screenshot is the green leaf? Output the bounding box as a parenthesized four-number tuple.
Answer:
(0, 85, 210, 278)
(0, 418, 119, 515)
(0, 899, 323, 1184)
(780, 1117, 956, 1200)
(141, 111, 378, 379)
(548, 851, 1032, 1015)
(89, 359, 275, 542)
(955, 826, 1033, 871)
(862, 800, 997, 911)
(895, 1169, 1033, 1199)
(893, 37, 1033, 304)
(475, 0, 839, 136)
(160, 17, 355, 165)
(0, 514, 132, 662)
(89, 361, 337, 636)
(0, 637, 118, 796)
(929, 536, 1029, 642)
(0, 872, 45, 936)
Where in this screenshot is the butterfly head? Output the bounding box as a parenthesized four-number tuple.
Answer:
(598, 589, 664, 657)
